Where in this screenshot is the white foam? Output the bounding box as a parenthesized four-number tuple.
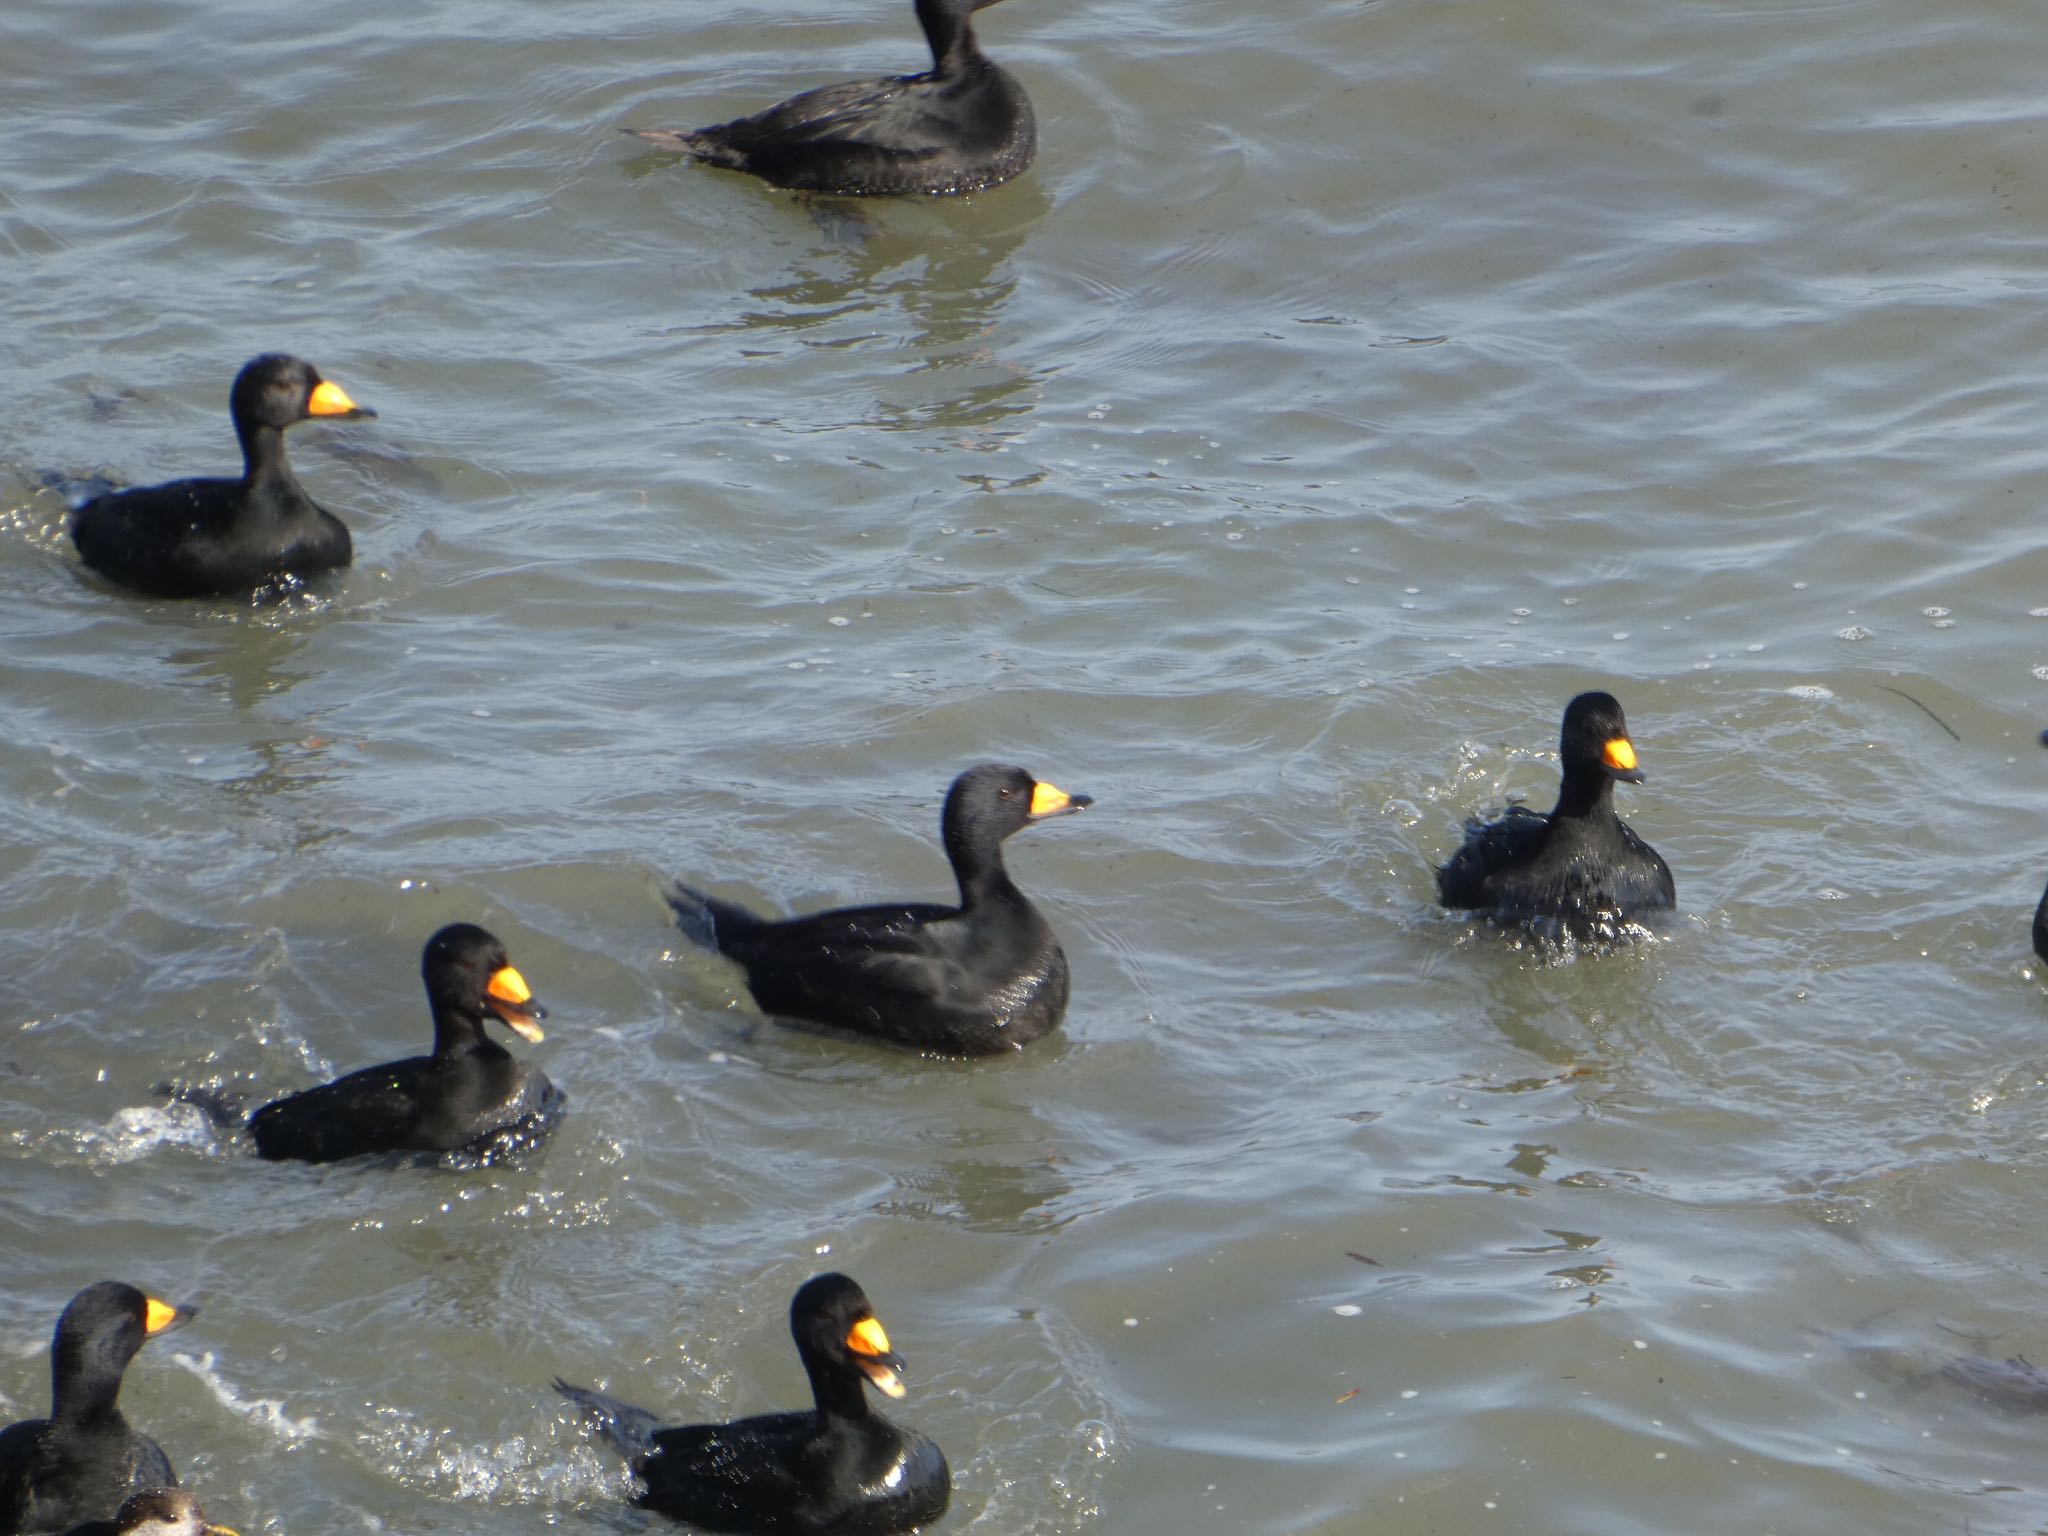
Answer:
(168, 1350, 320, 1444)
(85, 1102, 218, 1165)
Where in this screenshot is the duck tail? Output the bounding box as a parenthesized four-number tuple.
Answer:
(665, 881, 721, 949)
(667, 881, 767, 952)
(554, 1378, 664, 1458)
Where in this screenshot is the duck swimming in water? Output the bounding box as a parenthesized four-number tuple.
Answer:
(555, 1272, 949, 1536)
(628, 0, 1035, 197)
(60, 1489, 237, 1536)
(246, 923, 560, 1164)
(1436, 691, 1675, 940)
(0, 1283, 194, 1536)
(69, 354, 374, 599)
(667, 763, 1090, 1055)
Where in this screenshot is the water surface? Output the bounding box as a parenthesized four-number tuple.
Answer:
(7, 0, 2048, 1532)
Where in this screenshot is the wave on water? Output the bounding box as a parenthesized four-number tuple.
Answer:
(168, 1349, 321, 1445)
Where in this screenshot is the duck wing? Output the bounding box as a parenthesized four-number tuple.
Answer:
(1435, 807, 1552, 907)
(247, 1057, 435, 1162)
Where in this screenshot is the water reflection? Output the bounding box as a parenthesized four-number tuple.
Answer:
(654, 178, 1051, 433)
(162, 613, 316, 713)
(1830, 1320, 2048, 1415)
(874, 1151, 1075, 1235)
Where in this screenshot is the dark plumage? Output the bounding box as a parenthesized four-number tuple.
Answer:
(668, 763, 1090, 1055)
(556, 1273, 949, 1536)
(628, 0, 1035, 197)
(1436, 692, 1675, 939)
(0, 1283, 194, 1536)
(69, 354, 373, 599)
(2034, 729, 2048, 963)
(60, 1488, 236, 1536)
(247, 923, 561, 1164)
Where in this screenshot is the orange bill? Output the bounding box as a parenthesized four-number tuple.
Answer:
(1028, 780, 1093, 818)
(144, 1296, 194, 1336)
(307, 379, 374, 419)
(485, 964, 548, 1043)
(846, 1314, 907, 1399)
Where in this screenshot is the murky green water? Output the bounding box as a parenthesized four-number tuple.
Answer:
(7, 0, 2048, 1532)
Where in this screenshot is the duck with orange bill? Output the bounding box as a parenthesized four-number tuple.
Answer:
(69, 353, 374, 599)
(668, 763, 1091, 1054)
(555, 1273, 949, 1536)
(0, 1283, 196, 1536)
(247, 922, 561, 1163)
(1436, 691, 1675, 941)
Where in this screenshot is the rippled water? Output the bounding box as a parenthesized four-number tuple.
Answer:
(8, 0, 2048, 1532)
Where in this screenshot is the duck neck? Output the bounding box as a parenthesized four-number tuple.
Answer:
(429, 1005, 497, 1061)
(946, 827, 1019, 911)
(238, 420, 298, 497)
(805, 1357, 873, 1424)
(50, 1350, 124, 1428)
(1551, 767, 1614, 822)
(918, 0, 986, 74)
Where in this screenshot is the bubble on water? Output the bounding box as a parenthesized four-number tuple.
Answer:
(371, 1407, 625, 1505)
(828, 615, 850, 627)
(1837, 626, 1873, 641)
(1924, 607, 1950, 618)
(1332, 1304, 1362, 1317)
(2031, 607, 2048, 618)
(2033, 667, 2048, 683)
(1786, 685, 1834, 700)
(83, 1102, 219, 1165)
